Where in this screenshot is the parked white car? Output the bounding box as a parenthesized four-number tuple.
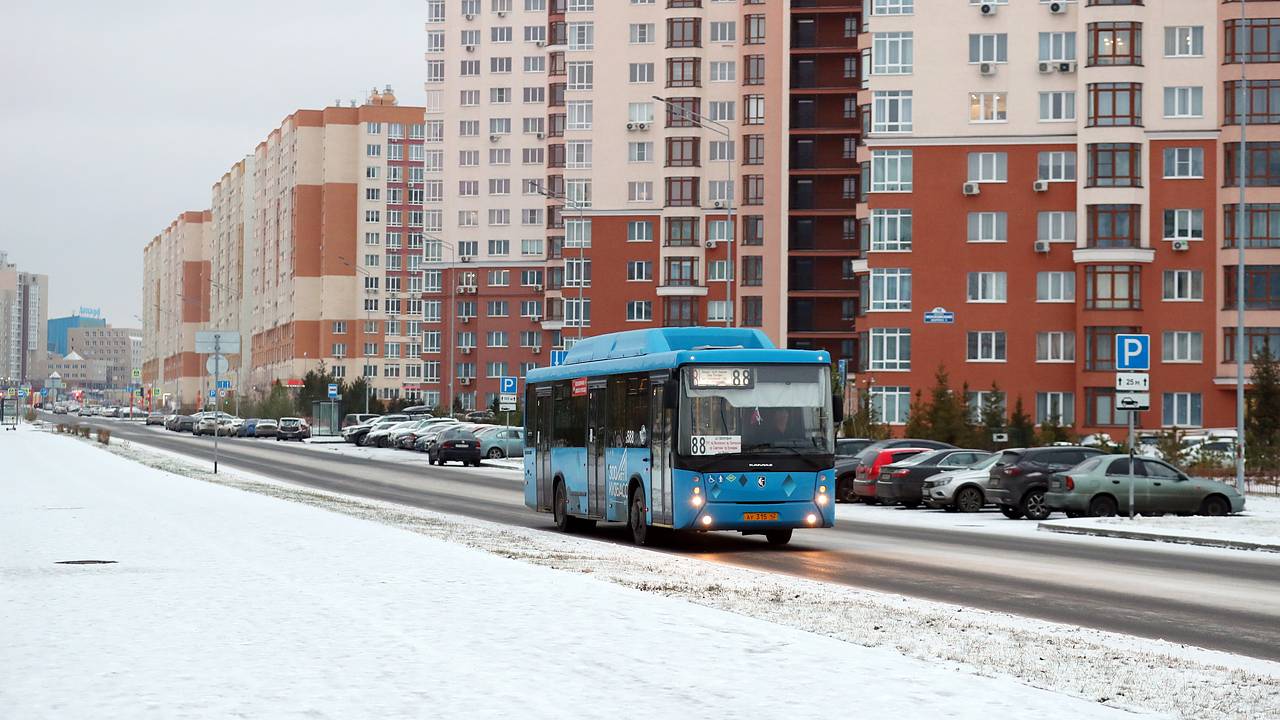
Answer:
(921, 454, 1003, 513)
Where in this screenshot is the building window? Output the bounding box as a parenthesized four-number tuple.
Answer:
(868, 386, 910, 425)
(627, 220, 653, 242)
(873, 32, 914, 75)
(1163, 86, 1203, 119)
(1087, 144, 1141, 187)
(868, 328, 911, 371)
(968, 33, 1007, 64)
(663, 297, 698, 327)
(872, 0, 913, 17)
(967, 152, 1007, 183)
(626, 301, 652, 322)
(1037, 271, 1075, 302)
(969, 92, 1008, 123)
(1225, 80, 1280, 125)
(1085, 265, 1142, 310)
(666, 57, 700, 87)
(1087, 22, 1142, 66)
(869, 268, 912, 311)
(1162, 332, 1203, 363)
(1224, 265, 1280, 310)
(967, 212, 1007, 243)
(743, 215, 764, 246)
(1163, 147, 1203, 179)
(1163, 209, 1203, 242)
(1038, 211, 1077, 244)
(1164, 26, 1203, 58)
(1224, 204, 1280, 249)
(1085, 325, 1140, 372)
(1162, 270, 1203, 301)
(667, 17, 701, 48)
(1225, 18, 1280, 64)
(741, 297, 763, 328)
(1225, 143, 1280, 187)
(1037, 331, 1076, 363)
(1039, 91, 1076, 122)
(664, 176, 698, 207)
(1036, 392, 1075, 426)
(1162, 393, 1202, 428)
(1086, 205, 1140, 248)
(663, 257, 699, 287)
(665, 217, 698, 246)
(1038, 31, 1077, 62)
(744, 14, 765, 44)
(1038, 151, 1076, 182)
(966, 272, 1007, 303)
(1224, 327, 1280, 363)
(1085, 387, 1130, 428)
(871, 150, 912, 192)
(1087, 82, 1142, 127)
(966, 331, 1007, 363)
(872, 91, 913, 134)
(665, 136, 700, 167)
(869, 209, 912, 251)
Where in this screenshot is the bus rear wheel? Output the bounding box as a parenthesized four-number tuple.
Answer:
(628, 489, 651, 546)
(553, 480, 573, 532)
(765, 529, 793, 546)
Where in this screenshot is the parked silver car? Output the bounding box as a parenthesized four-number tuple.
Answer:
(478, 426, 524, 459)
(921, 453, 1003, 513)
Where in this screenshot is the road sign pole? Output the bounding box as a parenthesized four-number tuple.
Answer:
(1128, 409, 1136, 519)
(213, 335, 220, 475)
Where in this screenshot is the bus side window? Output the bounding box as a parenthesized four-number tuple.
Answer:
(524, 387, 537, 447)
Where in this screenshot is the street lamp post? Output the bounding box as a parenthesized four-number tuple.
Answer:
(1235, 0, 1249, 493)
(653, 95, 735, 327)
(532, 182, 587, 340)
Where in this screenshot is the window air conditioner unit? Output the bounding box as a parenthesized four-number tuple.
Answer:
(979, 62, 995, 76)
(626, 122, 637, 131)
(1034, 240, 1051, 253)
(704, 239, 717, 248)
(980, 3, 997, 16)
(462, 316, 472, 324)
(465, 13, 475, 20)
(497, 10, 507, 17)
(532, 346, 542, 354)
(456, 285, 467, 294)
(1058, 61, 1077, 73)
(535, 132, 544, 139)
(1049, 1, 1066, 14)
(1033, 179, 1050, 192)
(1172, 239, 1191, 252)
(460, 377, 472, 385)
(536, 40, 545, 47)
(532, 314, 543, 322)
(532, 283, 543, 291)
(489, 134, 500, 142)
(962, 181, 981, 196)
(637, 122, 648, 130)
(465, 45, 476, 53)
(1038, 61, 1054, 74)
(461, 347, 473, 355)
(713, 200, 724, 208)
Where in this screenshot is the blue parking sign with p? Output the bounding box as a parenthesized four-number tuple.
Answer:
(499, 376, 518, 394)
(1115, 334, 1150, 371)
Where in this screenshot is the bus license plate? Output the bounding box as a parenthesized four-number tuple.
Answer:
(742, 512, 778, 521)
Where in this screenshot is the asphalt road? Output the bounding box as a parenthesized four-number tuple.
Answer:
(59, 415, 1280, 661)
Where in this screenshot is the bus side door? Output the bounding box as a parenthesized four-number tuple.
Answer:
(649, 375, 673, 526)
(535, 388, 553, 512)
(587, 384, 607, 518)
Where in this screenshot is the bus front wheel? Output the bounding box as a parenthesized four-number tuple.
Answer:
(628, 489, 651, 546)
(765, 529, 793, 546)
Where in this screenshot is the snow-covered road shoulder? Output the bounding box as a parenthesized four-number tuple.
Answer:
(5, 426, 1277, 719)
(1039, 497, 1280, 553)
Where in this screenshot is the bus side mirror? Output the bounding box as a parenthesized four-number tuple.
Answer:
(664, 380, 678, 409)
(833, 395, 845, 424)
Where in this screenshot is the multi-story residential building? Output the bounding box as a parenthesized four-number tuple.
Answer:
(1219, 0, 1280, 421)
(209, 157, 256, 396)
(0, 251, 49, 385)
(141, 211, 212, 407)
(67, 325, 143, 388)
(857, 0, 1237, 434)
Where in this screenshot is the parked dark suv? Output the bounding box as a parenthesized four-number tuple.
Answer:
(987, 446, 1105, 520)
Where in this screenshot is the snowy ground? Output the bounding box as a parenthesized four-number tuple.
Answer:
(7, 426, 1280, 719)
(1042, 505, 1280, 552)
(2, 426, 1160, 720)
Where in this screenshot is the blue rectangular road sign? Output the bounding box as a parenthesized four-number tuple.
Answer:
(499, 376, 518, 394)
(550, 350, 568, 367)
(1115, 334, 1151, 371)
(327, 383, 339, 399)
(217, 380, 232, 389)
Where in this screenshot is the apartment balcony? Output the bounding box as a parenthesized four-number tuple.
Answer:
(791, 56, 860, 93)
(657, 284, 709, 297)
(791, 13, 860, 53)
(790, 137, 859, 173)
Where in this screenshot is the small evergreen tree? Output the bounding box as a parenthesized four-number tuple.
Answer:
(1008, 396, 1035, 447)
(904, 389, 931, 438)
(974, 383, 1007, 451)
(1246, 346, 1280, 472)
(922, 366, 970, 445)
(258, 381, 293, 420)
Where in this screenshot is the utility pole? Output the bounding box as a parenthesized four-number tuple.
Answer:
(1236, 0, 1249, 493)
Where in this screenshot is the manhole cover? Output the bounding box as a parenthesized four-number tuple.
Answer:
(55, 560, 117, 565)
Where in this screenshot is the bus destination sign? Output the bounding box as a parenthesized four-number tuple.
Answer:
(690, 367, 754, 389)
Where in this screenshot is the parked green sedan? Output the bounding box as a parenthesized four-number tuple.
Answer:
(1045, 455, 1246, 517)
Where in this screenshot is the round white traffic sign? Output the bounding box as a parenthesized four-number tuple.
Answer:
(206, 354, 230, 375)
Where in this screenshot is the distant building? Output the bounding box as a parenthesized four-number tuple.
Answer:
(48, 314, 107, 356)
(37, 350, 111, 389)
(0, 251, 49, 384)
(68, 325, 143, 389)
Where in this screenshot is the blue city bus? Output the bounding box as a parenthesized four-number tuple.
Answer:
(523, 327, 841, 546)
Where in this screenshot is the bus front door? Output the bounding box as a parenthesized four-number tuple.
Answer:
(536, 389, 553, 512)
(587, 385, 606, 518)
(649, 378, 672, 526)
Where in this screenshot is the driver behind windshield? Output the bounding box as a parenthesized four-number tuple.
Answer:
(745, 407, 804, 447)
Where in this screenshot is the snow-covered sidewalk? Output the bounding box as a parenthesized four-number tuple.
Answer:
(1038, 496, 1280, 552)
(2, 427, 1143, 719)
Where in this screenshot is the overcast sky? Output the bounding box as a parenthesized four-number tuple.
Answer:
(0, 0, 423, 327)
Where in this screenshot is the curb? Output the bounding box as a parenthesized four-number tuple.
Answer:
(1037, 522, 1280, 553)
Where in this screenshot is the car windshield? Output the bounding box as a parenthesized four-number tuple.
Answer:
(892, 450, 936, 467)
(969, 453, 1001, 470)
(679, 365, 833, 457)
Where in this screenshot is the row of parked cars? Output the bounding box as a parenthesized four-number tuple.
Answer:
(834, 438, 1246, 519)
(341, 412, 524, 466)
(66, 405, 145, 418)
(158, 411, 311, 440)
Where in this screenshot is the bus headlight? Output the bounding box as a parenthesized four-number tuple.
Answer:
(691, 495, 703, 507)
(701, 515, 713, 526)
(816, 494, 829, 506)
(806, 513, 818, 525)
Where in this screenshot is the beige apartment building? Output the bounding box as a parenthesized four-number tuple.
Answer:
(67, 325, 142, 388)
(0, 251, 49, 385)
(141, 211, 211, 408)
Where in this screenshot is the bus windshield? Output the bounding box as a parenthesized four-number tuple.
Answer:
(679, 365, 833, 461)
